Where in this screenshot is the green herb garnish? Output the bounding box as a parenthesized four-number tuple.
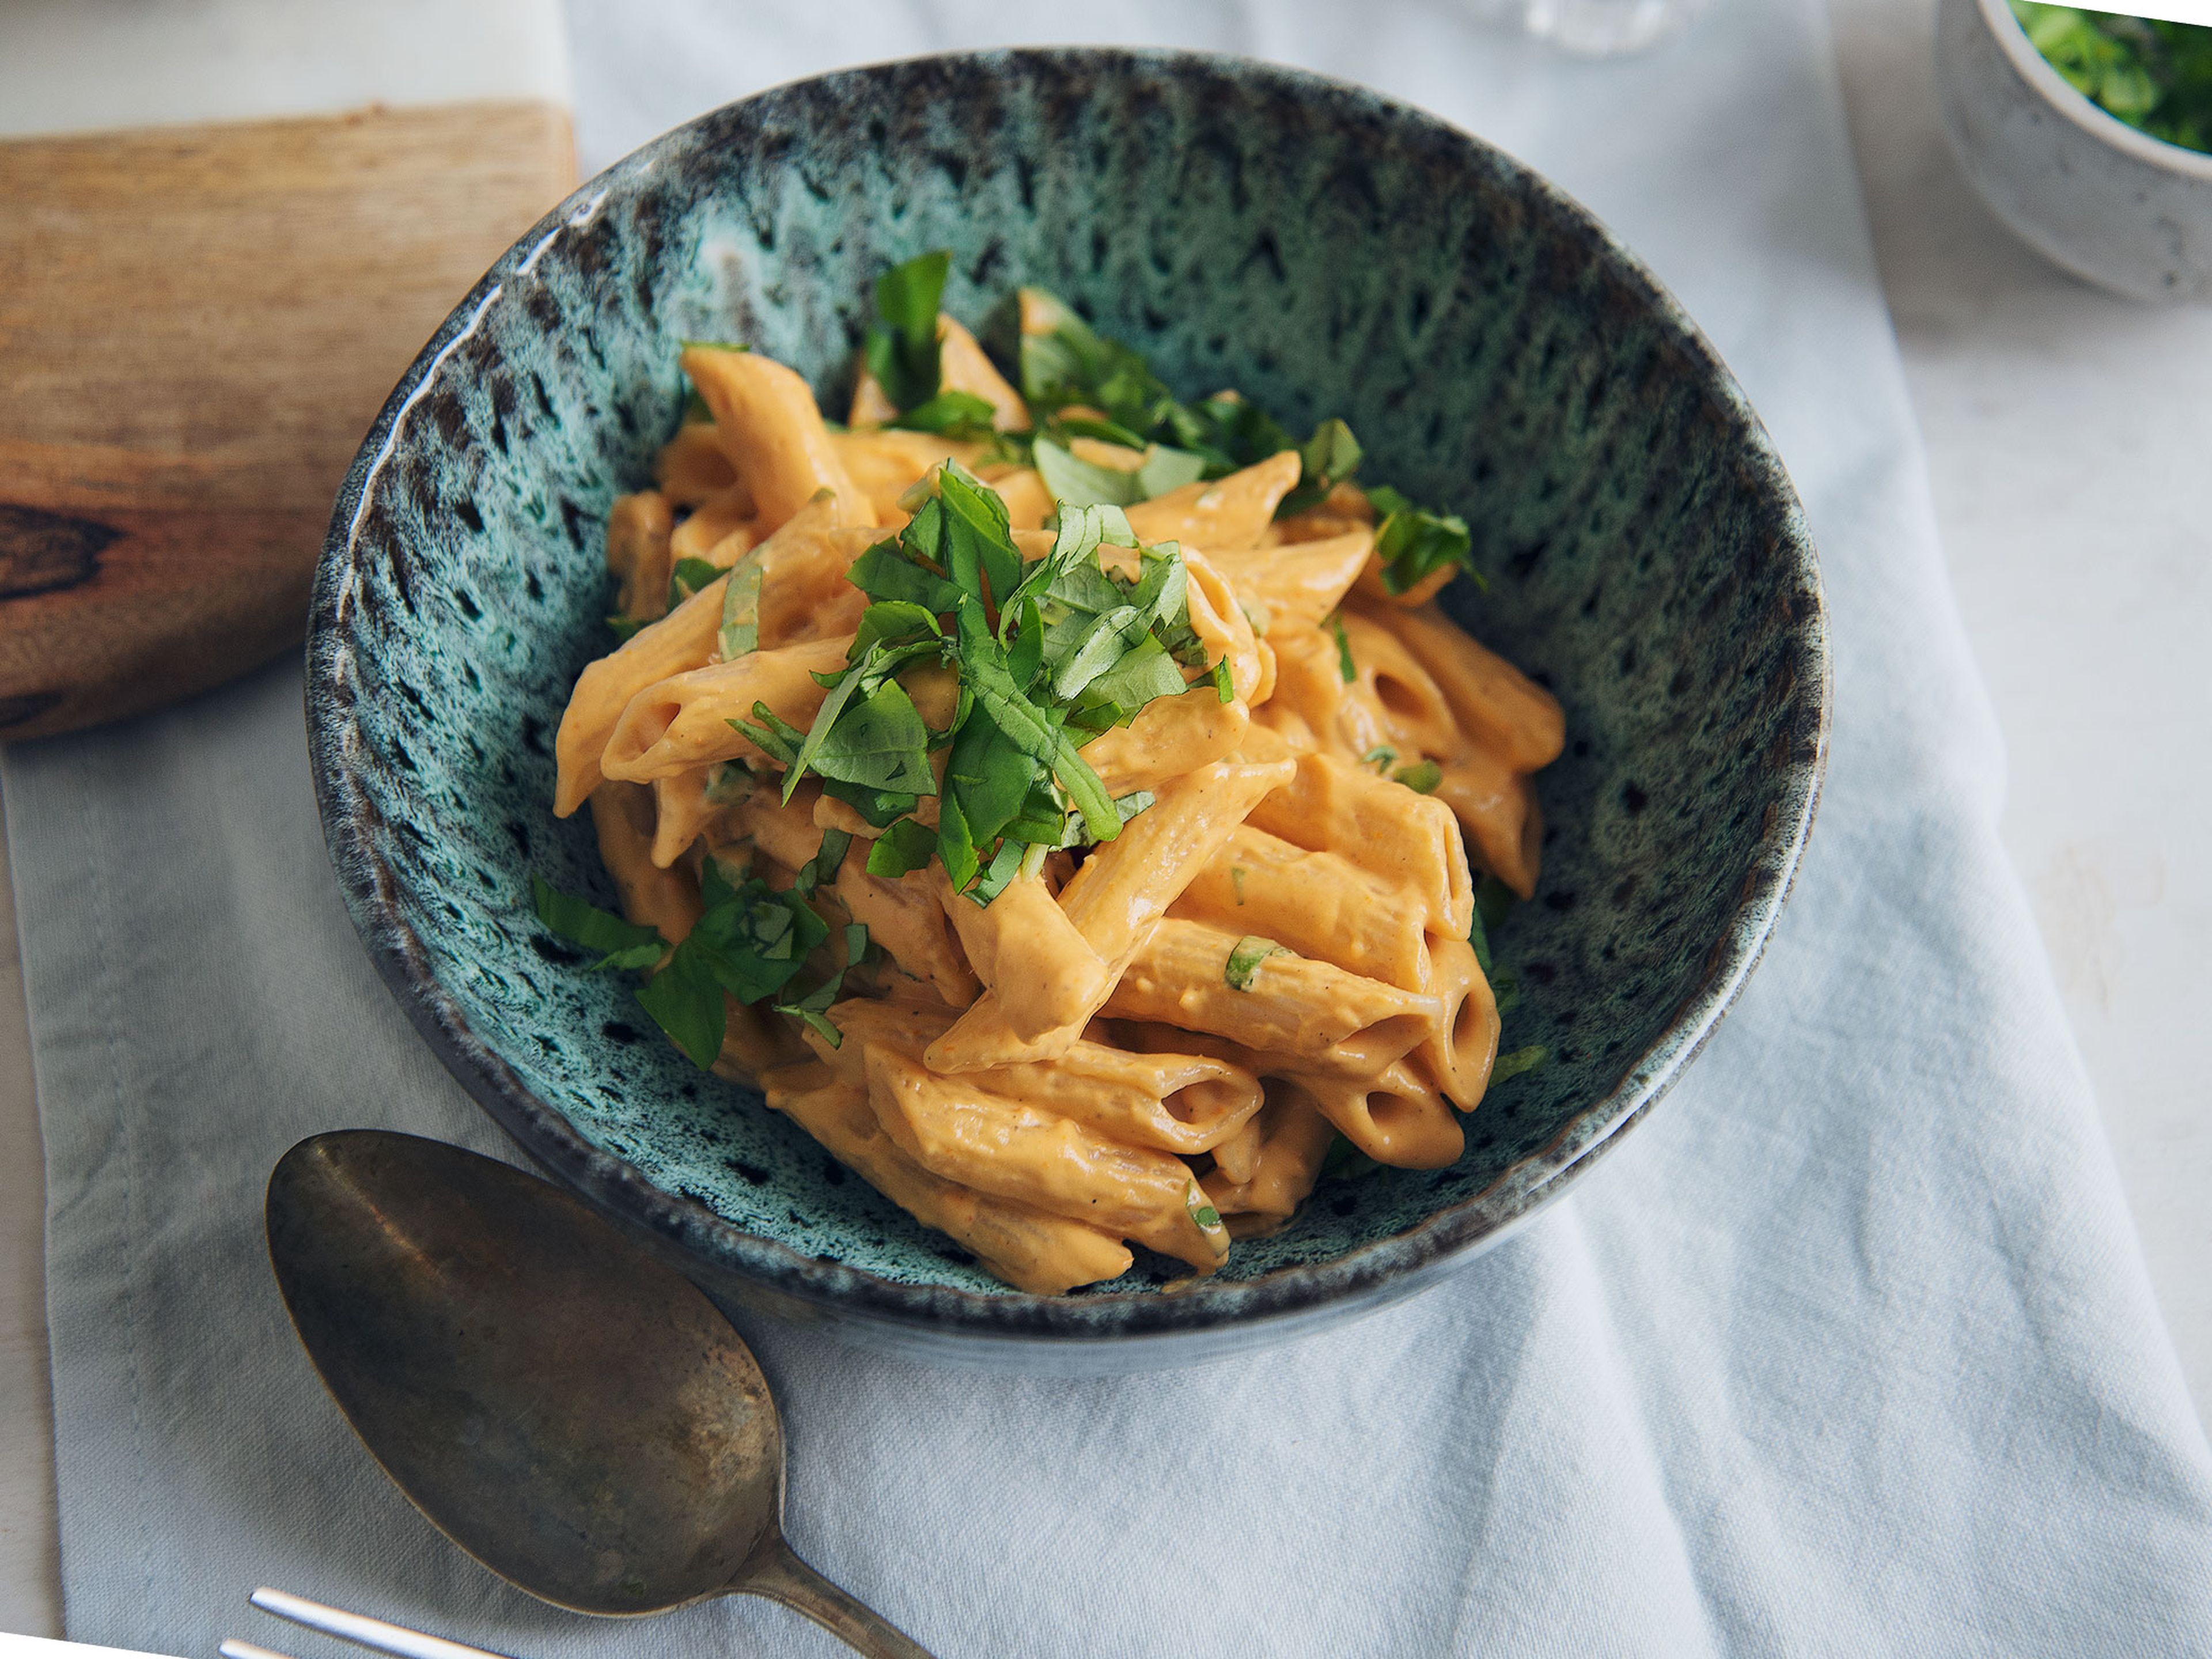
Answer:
(718, 552, 764, 660)
(1186, 1184, 1225, 1232)
(2012, 5, 2212, 153)
(865, 251, 952, 414)
(1329, 613, 1357, 684)
(666, 557, 722, 611)
(1224, 935, 1282, 991)
(1366, 486, 1479, 596)
(1393, 758, 1442, 795)
(1493, 1045, 1548, 1082)
(607, 614, 645, 642)
(547, 858, 874, 1069)
(889, 388, 1000, 440)
(531, 874, 664, 970)
(1362, 745, 1399, 773)
(763, 466, 1211, 903)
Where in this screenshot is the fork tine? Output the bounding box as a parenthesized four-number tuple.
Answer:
(249, 1588, 519, 1659)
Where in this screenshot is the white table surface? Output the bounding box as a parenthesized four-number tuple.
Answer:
(2, 0, 2206, 1637)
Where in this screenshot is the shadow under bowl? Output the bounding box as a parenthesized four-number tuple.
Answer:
(308, 48, 1828, 1373)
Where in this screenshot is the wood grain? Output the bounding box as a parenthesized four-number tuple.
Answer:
(0, 101, 577, 740)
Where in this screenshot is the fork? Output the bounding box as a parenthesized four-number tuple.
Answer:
(222, 1588, 516, 1659)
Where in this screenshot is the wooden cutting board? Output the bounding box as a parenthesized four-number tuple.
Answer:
(0, 100, 577, 740)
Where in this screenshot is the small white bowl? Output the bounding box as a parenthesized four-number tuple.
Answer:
(1937, 0, 2212, 302)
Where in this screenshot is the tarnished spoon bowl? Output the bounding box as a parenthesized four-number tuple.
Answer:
(265, 1130, 931, 1656)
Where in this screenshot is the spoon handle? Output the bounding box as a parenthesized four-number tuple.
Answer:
(737, 1534, 938, 1659)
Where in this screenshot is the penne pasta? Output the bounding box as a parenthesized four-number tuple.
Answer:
(930, 868, 1108, 1041)
(833, 859, 980, 1010)
(555, 577, 730, 815)
(1081, 691, 1251, 798)
(600, 635, 852, 782)
(667, 484, 759, 567)
(683, 344, 875, 529)
(1207, 529, 1373, 638)
(1358, 600, 1566, 774)
(830, 429, 983, 521)
(1432, 745, 1546, 899)
(1101, 918, 1442, 1074)
(589, 781, 702, 945)
(540, 257, 1566, 1290)
(923, 755, 1296, 1072)
(1245, 751, 1476, 940)
(764, 1061, 1132, 1293)
(1407, 934, 1501, 1111)
(1200, 1084, 1338, 1233)
(1123, 450, 1301, 551)
(864, 1044, 1228, 1271)
(1335, 609, 1462, 761)
(607, 490, 677, 622)
(1287, 1059, 1464, 1169)
(1171, 825, 1428, 991)
(652, 419, 740, 507)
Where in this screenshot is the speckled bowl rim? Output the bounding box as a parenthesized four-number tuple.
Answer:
(1975, 0, 2212, 179)
(308, 47, 1831, 1351)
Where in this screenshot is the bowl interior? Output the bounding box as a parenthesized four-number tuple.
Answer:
(313, 51, 1824, 1325)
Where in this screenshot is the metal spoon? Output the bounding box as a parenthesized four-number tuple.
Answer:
(264, 1129, 934, 1658)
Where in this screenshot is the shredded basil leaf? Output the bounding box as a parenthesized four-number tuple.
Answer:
(1224, 935, 1283, 991)
(792, 828, 853, 897)
(607, 613, 645, 642)
(1330, 613, 1356, 683)
(864, 251, 950, 413)
(718, 553, 764, 659)
(889, 388, 999, 438)
(865, 816, 938, 878)
(667, 557, 722, 611)
(1493, 1045, 1548, 1082)
(530, 874, 664, 970)
(1393, 758, 1442, 794)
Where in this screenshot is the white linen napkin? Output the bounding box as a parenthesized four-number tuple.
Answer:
(10, 1, 2211, 1654)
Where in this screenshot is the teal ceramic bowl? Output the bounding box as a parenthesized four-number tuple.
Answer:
(309, 49, 1828, 1371)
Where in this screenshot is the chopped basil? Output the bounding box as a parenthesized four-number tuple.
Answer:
(718, 553, 764, 659)
(864, 251, 951, 413)
(791, 827, 853, 897)
(1330, 613, 1356, 683)
(1367, 486, 1479, 595)
(1224, 935, 1282, 991)
(746, 464, 1202, 903)
(1362, 745, 1399, 772)
(729, 701, 804, 768)
(1493, 1045, 1547, 1082)
(667, 557, 722, 610)
(774, 922, 872, 1048)
(889, 388, 999, 439)
(1230, 866, 1247, 904)
(1277, 418, 1364, 516)
(1186, 1184, 1225, 1232)
(530, 874, 664, 970)
(865, 816, 938, 878)
(1032, 435, 1206, 509)
(1393, 758, 1442, 794)
(607, 613, 645, 642)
